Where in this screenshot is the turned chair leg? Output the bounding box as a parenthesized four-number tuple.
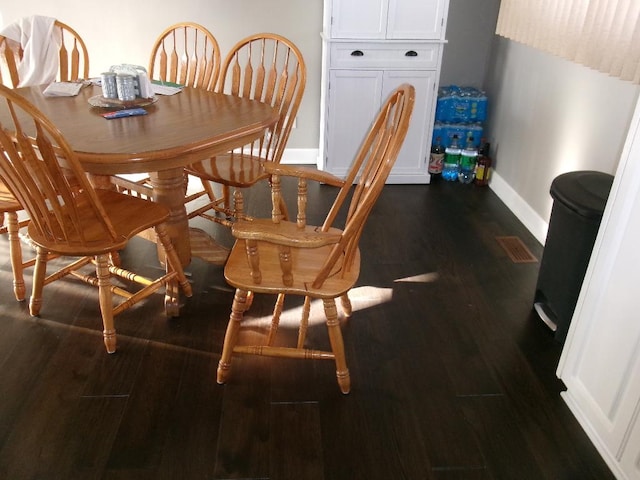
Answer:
(340, 293, 352, 317)
(200, 179, 217, 204)
(217, 288, 249, 384)
(323, 298, 351, 394)
(95, 253, 116, 353)
(29, 247, 48, 316)
(6, 212, 26, 301)
(297, 296, 312, 349)
(233, 188, 244, 220)
(222, 185, 231, 211)
(267, 293, 285, 346)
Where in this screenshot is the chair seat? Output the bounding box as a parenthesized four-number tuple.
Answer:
(27, 190, 170, 256)
(0, 183, 21, 212)
(224, 231, 360, 299)
(186, 152, 268, 188)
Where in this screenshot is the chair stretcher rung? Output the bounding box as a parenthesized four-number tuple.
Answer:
(233, 345, 335, 360)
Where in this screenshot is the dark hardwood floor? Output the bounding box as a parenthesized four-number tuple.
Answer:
(0, 176, 615, 479)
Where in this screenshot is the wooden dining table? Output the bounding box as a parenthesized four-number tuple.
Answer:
(6, 84, 279, 313)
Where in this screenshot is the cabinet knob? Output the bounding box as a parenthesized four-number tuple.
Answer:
(350, 50, 364, 57)
(405, 50, 418, 57)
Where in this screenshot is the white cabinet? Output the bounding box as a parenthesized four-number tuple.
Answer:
(327, 0, 447, 40)
(319, 0, 449, 184)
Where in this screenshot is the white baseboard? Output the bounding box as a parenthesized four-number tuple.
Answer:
(489, 171, 549, 245)
(280, 148, 319, 165)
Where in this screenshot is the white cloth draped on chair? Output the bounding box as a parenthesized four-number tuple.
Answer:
(0, 15, 61, 87)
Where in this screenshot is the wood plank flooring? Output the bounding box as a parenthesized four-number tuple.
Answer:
(0, 177, 616, 479)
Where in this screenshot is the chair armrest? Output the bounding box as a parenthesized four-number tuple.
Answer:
(232, 218, 342, 248)
(262, 162, 345, 187)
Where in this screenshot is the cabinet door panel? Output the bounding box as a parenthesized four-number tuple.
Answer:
(325, 70, 383, 177)
(382, 70, 434, 183)
(331, 0, 388, 39)
(387, 0, 446, 39)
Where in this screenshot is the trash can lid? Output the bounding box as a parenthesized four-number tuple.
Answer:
(550, 171, 614, 219)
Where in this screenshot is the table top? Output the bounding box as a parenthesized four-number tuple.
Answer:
(8, 85, 280, 175)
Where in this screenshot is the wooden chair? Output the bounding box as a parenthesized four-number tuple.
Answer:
(216, 84, 415, 394)
(0, 19, 89, 302)
(0, 83, 192, 353)
(185, 33, 306, 227)
(110, 22, 221, 205)
(0, 20, 89, 87)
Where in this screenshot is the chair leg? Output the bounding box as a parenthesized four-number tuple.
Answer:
(245, 291, 254, 311)
(29, 247, 48, 316)
(109, 250, 122, 268)
(222, 185, 231, 211)
(6, 212, 26, 301)
(95, 253, 116, 354)
(323, 298, 351, 394)
(217, 288, 249, 384)
(267, 293, 285, 346)
(340, 293, 353, 318)
(233, 188, 244, 220)
(200, 178, 217, 204)
(297, 296, 312, 349)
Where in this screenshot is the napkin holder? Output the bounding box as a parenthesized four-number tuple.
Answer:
(109, 64, 154, 99)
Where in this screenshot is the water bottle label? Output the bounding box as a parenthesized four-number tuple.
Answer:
(460, 156, 476, 170)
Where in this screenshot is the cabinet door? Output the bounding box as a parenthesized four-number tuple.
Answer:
(382, 70, 435, 183)
(325, 70, 383, 177)
(330, 0, 388, 39)
(387, 0, 447, 39)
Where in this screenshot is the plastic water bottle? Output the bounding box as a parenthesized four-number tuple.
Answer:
(443, 135, 461, 182)
(458, 137, 477, 184)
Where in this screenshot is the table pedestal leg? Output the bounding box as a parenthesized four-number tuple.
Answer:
(150, 168, 190, 316)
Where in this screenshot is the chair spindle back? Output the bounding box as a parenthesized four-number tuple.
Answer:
(217, 33, 306, 164)
(269, 84, 415, 289)
(0, 21, 89, 87)
(56, 21, 89, 82)
(148, 22, 220, 90)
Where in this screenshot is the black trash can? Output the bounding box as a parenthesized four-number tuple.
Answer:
(534, 170, 614, 344)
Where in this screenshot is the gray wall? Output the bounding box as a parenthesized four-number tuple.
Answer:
(440, 0, 640, 243)
(440, 0, 500, 89)
(484, 35, 639, 242)
(0, 0, 323, 150)
(4, 0, 639, 243)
